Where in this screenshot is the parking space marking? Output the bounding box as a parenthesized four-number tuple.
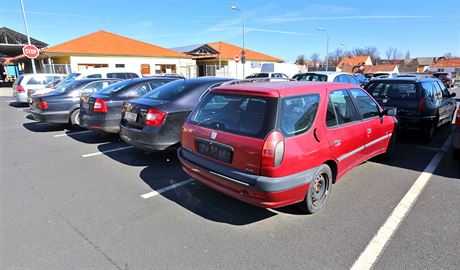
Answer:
(81, 145, 134, 158)
(54, 130, 92, 138)
(141, 179, 194, 199)
(350, 136, 451, 270)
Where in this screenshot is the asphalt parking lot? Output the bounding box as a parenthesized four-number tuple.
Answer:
(1, 88, 459, 270)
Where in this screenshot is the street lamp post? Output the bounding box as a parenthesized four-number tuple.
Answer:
(317, 27, 329, 71)
(19, 0, 36, 74)
(229, 5, 245, 78)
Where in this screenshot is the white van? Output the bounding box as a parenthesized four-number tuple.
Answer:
(260, 63, 306, 78)
(13, 73, 67, 103)
(58, 68, 142, 87)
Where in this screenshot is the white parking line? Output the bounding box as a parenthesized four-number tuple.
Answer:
(141, 179, 194, 199)
(54, 130, 92, 138)
(81, 145, 134, 158)
(350, 136, 451, 270)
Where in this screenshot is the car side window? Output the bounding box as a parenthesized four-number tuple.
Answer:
(326, 100, 338, 127)
(280, 94, 320, 136)
(107, 73, 128, 79)
(421, 82, 435, 99)
(81, 81, 111, 95)
(436, 81, 450, 98)
(432, 81, 443, 100)
(134, 84, 151, 96)
(127, 73, 139, 79)
(348, 75, 361, 86)
(85, 74, 102, 79)
(27, 77, 46, 85)
(350, 89, 380, 119)
(329, 90, 359, 125)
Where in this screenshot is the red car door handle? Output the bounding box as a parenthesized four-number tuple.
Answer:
(367, 128, 372, 134)
(333, 139, 341, 146)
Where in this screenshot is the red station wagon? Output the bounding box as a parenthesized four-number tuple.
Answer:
(178, 82, 397, 213)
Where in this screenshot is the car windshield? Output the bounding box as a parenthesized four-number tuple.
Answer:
(99, 79, 133, 95)
(294, 73, 328, 82)
(143, 79, 188, 100)
(366, 81, 418, 99)
(56, 73, 81, 87)
(189, 93, 278, 139)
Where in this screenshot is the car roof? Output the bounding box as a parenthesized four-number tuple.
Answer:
(213, 81, 357, 97)
(369, 77, 439, 83)
(21, 73, 66, 78)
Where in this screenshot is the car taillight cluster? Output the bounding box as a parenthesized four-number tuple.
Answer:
(17, 85, 25, 93)
(93, 98, 107, 113)
(145, 108, 166, 126)
(261, 131, 285, 167)
(37, 99, 48, 110)
(417, 97, 426, 114)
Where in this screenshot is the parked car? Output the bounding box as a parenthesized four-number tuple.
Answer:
(452, 107, 460, 159)
(29, 79, 119, 127)
(12, 73, 66, 103)
(27, 79, 63, 102)
(365, 77, 456, 139)
(246, 73, 289, 79)
(80, 77, 178, 133)
(178, 81, 397, 213)
(292, 72, 361, 87)
(395, 74, 432, 79)
(119, 77, 233, 151)
(433, 72, 455, 88)
(353, 73, 369, 87)
(371, 72, 399, 79)
(56, 68, 142, 88)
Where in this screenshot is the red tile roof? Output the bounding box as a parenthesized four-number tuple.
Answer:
(431, 58, 460, 67)
(337, 55, 370, 67)
(207, 42, 283, 62)
(364, 64, 397, 73)
(43, 30, 191, 58)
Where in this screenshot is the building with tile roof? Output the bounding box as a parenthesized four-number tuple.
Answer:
(10, 30, 196, 76)
(336, 55, 373, 72)
(172, 41, 283, 78)
(430, 58, 460, 73)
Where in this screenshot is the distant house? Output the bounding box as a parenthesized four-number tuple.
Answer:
(172, 41, 283, 78)
(430, 58, 460, 73)
(364, 64, 399, 74)
(401, 57, 437, 73)
(336, 55, 373, 72)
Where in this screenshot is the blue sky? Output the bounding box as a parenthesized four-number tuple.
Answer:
(1, 0, 459, 62)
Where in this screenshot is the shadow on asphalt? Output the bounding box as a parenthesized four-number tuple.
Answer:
(67, 131, 119, 144)
(372, 123, 459, 179)
(22, 122, 68, 132)
(9, 102, 28, 108)
(140, 164, 277, 225)
(98, 142, 177, 166)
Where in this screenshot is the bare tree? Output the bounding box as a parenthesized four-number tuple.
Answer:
(444, 52, 453, 58)
(405, 50, 411, 59)
(310, 53, 321, 65)
(351, 47, 367, 56)
(392, 49, 403, 60)
(363, 46, 380, 63)
(329, 48, 344, 66)
(295, 55, 307, 65)
(385, 47, 394, 60)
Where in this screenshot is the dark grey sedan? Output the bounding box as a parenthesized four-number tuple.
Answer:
(119, 77, 233, 151)
(29, 79, 119, 127)
(80, 77, 178, 133)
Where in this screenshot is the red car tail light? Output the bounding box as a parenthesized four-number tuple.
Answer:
(93, 98, 108, 113)
(17, 85, 25, 93)
(145, 108, 166, 126)
(37, 99, 48, 110)
(261, 131, 285, 167)
(417, 97, 426, 114)
(455, 108, 460, 127)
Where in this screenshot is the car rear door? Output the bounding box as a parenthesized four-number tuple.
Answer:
(435, 81, 456, 123)
(325, 89, 366, 174)
(350, 88, 393, 158)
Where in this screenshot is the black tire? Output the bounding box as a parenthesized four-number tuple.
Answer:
(69, 109, 81, 129)
(424, 120, 437, 141)
(454, 149, 460, 160)
(381, 131, 398, 160)
(297, 164, 332, 214)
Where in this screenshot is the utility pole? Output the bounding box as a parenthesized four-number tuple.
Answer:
(19, 0, 36, 73)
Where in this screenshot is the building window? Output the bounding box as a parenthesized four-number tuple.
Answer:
(115, 64, 125, 68)
(141, 64, 151, 75)
(155, 64, 176, 75)
(77, 63, 109, 70)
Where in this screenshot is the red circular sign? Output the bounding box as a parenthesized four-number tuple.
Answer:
(234, 55, 240, 63)
(23, 45, 40, 59)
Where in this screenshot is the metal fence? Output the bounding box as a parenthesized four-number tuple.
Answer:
(42, 64, 72, 74)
